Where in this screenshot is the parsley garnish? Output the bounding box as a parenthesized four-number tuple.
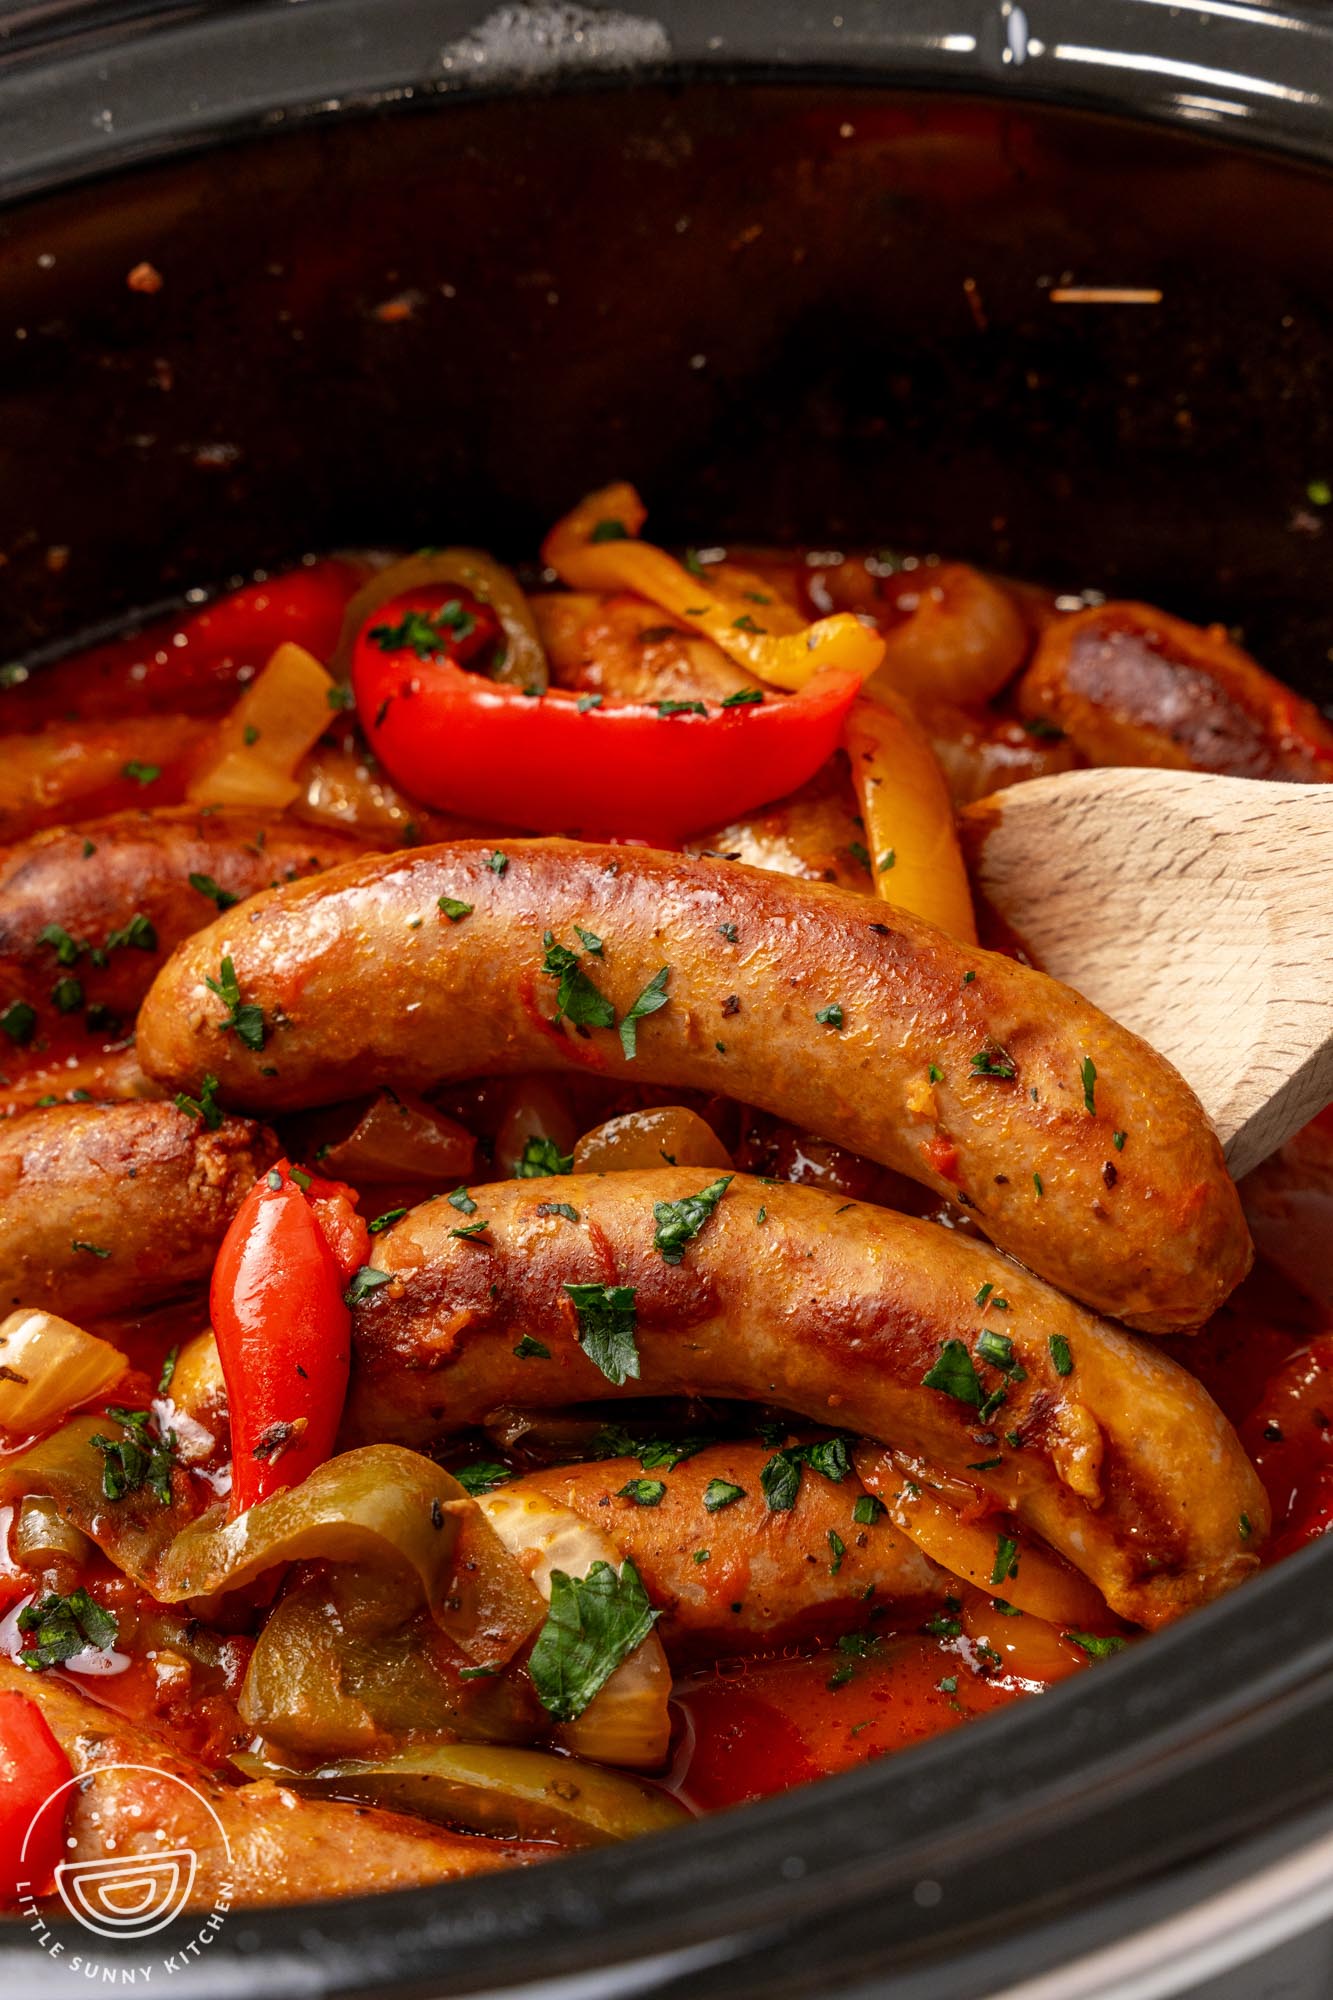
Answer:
(0, 1000, 35, 1045)
(514, 1335, 551, 1359)
(189, 872, 238, 912)
(564, 1282, 639, 1385)
(853, 1494, 885, 1526)
(17, 1588, 118, 1672)
(105, 912, 157, 952)
(542, 932, 615, 1030)
(121, 760, 160, 787)
(486, 850, 509, 875)
(172, 1072, 223, 1131)
(516, 1136, 574, 1177)
(455, 1462, 512, 1496)
(760, 1437, 850, 1512)
(718, 922, 739, 943)
(447, 1187, 477, 1214)
(536, 1201, 580, 1223)
(990, 1532, 1019, 1587)
(344, 1266, 391, 1305)
(652, 1174, 732, 1264)
(620, 965, 669, 1058)
(36, 923, 82, 966)
(71, 1240, 111, 1259)
(89, 1406, 177, 1506)
(1065, 1631, 1127, 1659)
(1049, 1334, 1074, 1377)
(1113, 1130, 1126, 1151)
(703, 1478, 746, 1511)
(921, 1339, 983, 1406)
(51, 976, 83, 1014)
(720, 688, 764, 707)
(589, 518, 629, 543)
(204, 955, 266, 1050)
(828, 1530, 846, 1574)
(971, 1044, 1016, 1080)
(976, 1328, 1015, 1371)
(368, 1207, 407, 1235)
(574, 926, 603, 956)
(576, 693, 604, 713)
(815, 1003, 844, 1029)
(370, 601, 476, 656)
(637, 1438, 712, 1471)
(657, 699, 707, 718)
(529, 1559, 661, 1723)
(438, 895, 473, 922)
(618, 1478, 666, 1507)
(1080, 1055, 1097, 1115)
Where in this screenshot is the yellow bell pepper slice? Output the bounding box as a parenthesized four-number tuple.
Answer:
(543, 483, 884, 691)
(843, 691, 978, 944)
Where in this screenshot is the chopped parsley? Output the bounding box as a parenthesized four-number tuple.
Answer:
(971, 1044, 1017, 1081)
(1080, 1055, 1097, 1115)
(51, 976, 83, 1014)
(71, 1240, 111, 1259)
(589, 518, 630, 543)
(0, 1000, 36, 1045)
(878, 850, 896, 873)
(189, 872, 238, 911)
(577, 693, 604, 713)
(618, 1478, 666, 1507)
(828, 1530, 846, 1575)
(761, 1436, 851, 1512)
(1064, 1631, 1127, 1659)
(344, 1266, 392, 1305)
(172, 1072, 223, 1131)
(542, 932, 615, 1030)
(89, 1406, 177, 1506)
(455, 1462, 513, 1496)
(36, 923, 82, 966)
(17, 1588, 118, 1672)
(514, 1335, 551, 1360)
(921, 1338, 983, 1407)
(447, 1187, 478, 1214)
(486, 850, 509, 875)
(121, 760, 161, 787)
(1113, 1130, 1126, 1151)
(990, 1532, 1019, 1588)
(368, 1207, 408, 1235)
(204, 955, 266, 1050)
(852, 1494, 886, 1527)
(815, 1003, 844, 1029)
(105, 912, 157, 952)
(720, 688, 764, 707)
(703, 1478, 747, 1512)
(574, 926, 603, 956)
(1049, 1334, 1074, 1377)
(657, 699, 707, 718)
(564, 1282, 639, 1385)
(620, 965, 669, 1059)
(516, 1135, 574, 1178)
(450, 1219, 491, 1242)
(718, 922, 739, 943)
(529, 1558, 661, 1723)
(976, 1328, 1015, 1370)
(535, 1201, 580, 1223)
(652, 1175, 732, 1264)
(370, 601, 477, 656)
(975, 1282, 994, 1308)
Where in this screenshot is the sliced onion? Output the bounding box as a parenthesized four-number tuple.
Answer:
(478, 1485, 671, 1770)
(311, 1091, 475, 1185)
(14, 1495, 93, 1569)
(232, 1740, 687, 1846)
(330, 550, 549, 690)
(856, 1445, 1109, 1630)
(0, 1309, 126, 1436)
(492, 1077, 579, 1179)
(573, 1106, 733, 1175)
(187, 641, 337, 810)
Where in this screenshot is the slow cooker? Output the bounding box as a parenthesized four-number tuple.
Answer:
(1, 2, 1331, 1993)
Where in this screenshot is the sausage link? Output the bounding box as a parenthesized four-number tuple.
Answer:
(515, 1444, 949, 1657)
(0, 808, 368, 1040)
(138, 839, 1250, 1330)
(0, 1662, 541, 1905)
(0, 1101, 277, 1317)
(347, 1171, 1266, 1629)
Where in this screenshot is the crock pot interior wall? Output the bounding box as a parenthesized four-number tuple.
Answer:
(1, 83, 1331, 706)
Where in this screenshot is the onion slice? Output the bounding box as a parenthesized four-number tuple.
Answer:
(478, 1485, 671, 1770)
(0, 1309, 126, 1436)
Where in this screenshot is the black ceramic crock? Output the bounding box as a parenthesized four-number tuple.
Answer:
(1, 4, 1332, 1995)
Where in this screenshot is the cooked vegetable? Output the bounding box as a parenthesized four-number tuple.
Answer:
(543, 485, 885, 690)
(306, 1091, 476, 1187)
(478, 1484, 671, 1768)
(0, 1310, 126, 1436)
(0, 1691, 72, 1894)
(233, 1741, 688, 1846)
(351, 591, 864, 840)
(862, 563, 1028, 708)
(210, 1159, 364, 1512)
(187, 642, 338, 810)
(843, 693, 978, 943)
(573, 1105, 733, 1175)
(331, 549, 549, 691)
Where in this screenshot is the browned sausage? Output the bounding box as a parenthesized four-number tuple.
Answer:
(0, 1101, 277, 1316)
(1, 1662, 542, 1908)
(347, 1171, 1266, 1630)
(0, 807, 368, 1041)
(1018, 602, 1333, 781)
(514, 1444, 949, 1656)
(137, 839, 1250, 1331)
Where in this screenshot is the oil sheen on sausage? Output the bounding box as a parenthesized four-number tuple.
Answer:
(137, 840, 1251, 1330)
(346, 1171, 1267, 1630)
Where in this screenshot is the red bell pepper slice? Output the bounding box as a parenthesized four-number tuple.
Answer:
(0, 1692, 72, 1903)
(351, 587, 863, 840)
(210, 1160, 369, 1517)
(1, 558, 367, 730)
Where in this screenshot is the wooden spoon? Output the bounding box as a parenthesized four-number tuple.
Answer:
(961, 769, 1333, 1182)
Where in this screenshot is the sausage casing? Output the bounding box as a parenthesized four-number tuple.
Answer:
(347, 1170, 1267, 1629)
(138, 839, 1250, 1330)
